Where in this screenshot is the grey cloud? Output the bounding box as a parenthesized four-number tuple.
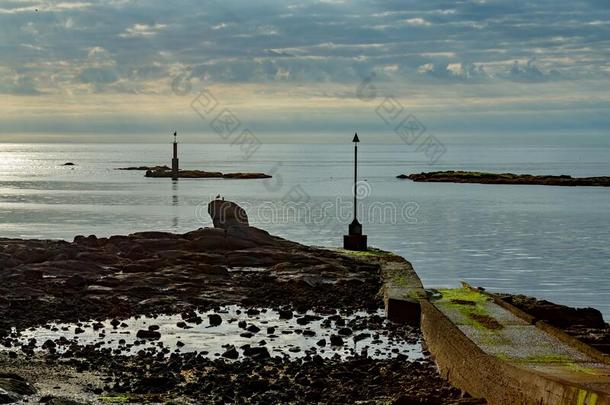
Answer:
(77, 67, 119, 84)
(0, 0, 609, 94)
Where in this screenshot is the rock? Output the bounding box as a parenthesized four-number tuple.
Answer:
(316, 339, 326, 347)
(136, 330, 161, 340)
(242, 346, 270, 359)
(337, 327, 353, 336)
(208, 199, 249, 229)
(246, 325, 260, 333)
(330, 335, 344, 346)
(302, 330, 316, 337)
(208, 314, 222, 327)
(222, 346, 239, 359)
(279, 309, 293, 320)
(354, 333, 371, 343)
(116, 165, 170, 171)
(62, 162, 75, 166)
(0, 389, 20, 404)
(0, 374, 36, 396)
(402, 171, 610, 187)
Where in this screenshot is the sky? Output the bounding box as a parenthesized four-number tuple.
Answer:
(1, 0, 610, 143)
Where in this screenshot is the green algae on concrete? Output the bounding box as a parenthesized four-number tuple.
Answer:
(333, 247, 396, 258)
(427, 286, 610, 403)
(434, 288, 504, 332)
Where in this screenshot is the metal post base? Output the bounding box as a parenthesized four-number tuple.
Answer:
(343, 234, 368, 251)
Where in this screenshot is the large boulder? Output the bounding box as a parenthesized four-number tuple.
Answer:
(208, 199, 249, 229)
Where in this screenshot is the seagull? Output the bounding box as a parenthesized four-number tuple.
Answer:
(215, 194, 221, 199)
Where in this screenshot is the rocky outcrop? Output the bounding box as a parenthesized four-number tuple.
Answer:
(116, 165, 170, 171)
(399, 171, 610, 187)
(0, 374, 36, 404)
(0, 223, 382, 334)
(208, 199, 249, 229)
(221, 172, 272, 179)
(117, 166, 271, 179)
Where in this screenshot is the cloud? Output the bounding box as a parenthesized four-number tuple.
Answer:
(12, 76, 43, 95)
(404, 17, 431, 26)
(1, 0, 610, 139)
(508, 59, 558, 82)
(119, 23, 168, 38)
(417, 62, 489, 81)
(76, 67, 119, 84)
(0, 2, 91, 14)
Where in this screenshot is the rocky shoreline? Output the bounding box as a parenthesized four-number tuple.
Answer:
(0, 221, 482, 404)
(2, 217, 606, 403)
(399, 171, 610, 187)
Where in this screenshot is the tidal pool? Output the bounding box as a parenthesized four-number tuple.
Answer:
(7, 306, 422, 361)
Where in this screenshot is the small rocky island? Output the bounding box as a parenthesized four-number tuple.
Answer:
(116, 135, 271, 179)
(116, 165, 271, 179)
(398, 171, 610, 187)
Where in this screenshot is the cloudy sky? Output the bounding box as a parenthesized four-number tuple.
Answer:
(1, 0, 610, 142)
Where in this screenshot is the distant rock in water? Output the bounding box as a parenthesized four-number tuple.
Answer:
(146, 169, 224, 178)
(117, 166, 271, 179)
(398, 171, 610, 187)
(62, 162, 75, 166)
(208, 199, 249, 229)
(222, 172, 272, 179)
(116, 165, 170, 171)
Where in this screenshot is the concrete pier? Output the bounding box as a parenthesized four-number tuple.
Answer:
(361, 249, 610, 404)
(421, 286, 610, 404)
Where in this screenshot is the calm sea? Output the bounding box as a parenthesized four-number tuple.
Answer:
(1, 139, 609, 318)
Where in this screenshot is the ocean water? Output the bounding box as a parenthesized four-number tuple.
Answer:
(1, 140, 609, 318)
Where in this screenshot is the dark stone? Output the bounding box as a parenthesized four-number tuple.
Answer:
(208, 200, 249, 229)
(136, 330, 161, 340)
(208, 314, 222, 327)
(337, 327, 353, 336)
(354, 333, 371, 342)
(242, 346, 270, 360)
(330, 335, 344, 346)
(0, 374, 36, 396)
(246, 325, 260, 333)
(222, 347, 239, 359)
